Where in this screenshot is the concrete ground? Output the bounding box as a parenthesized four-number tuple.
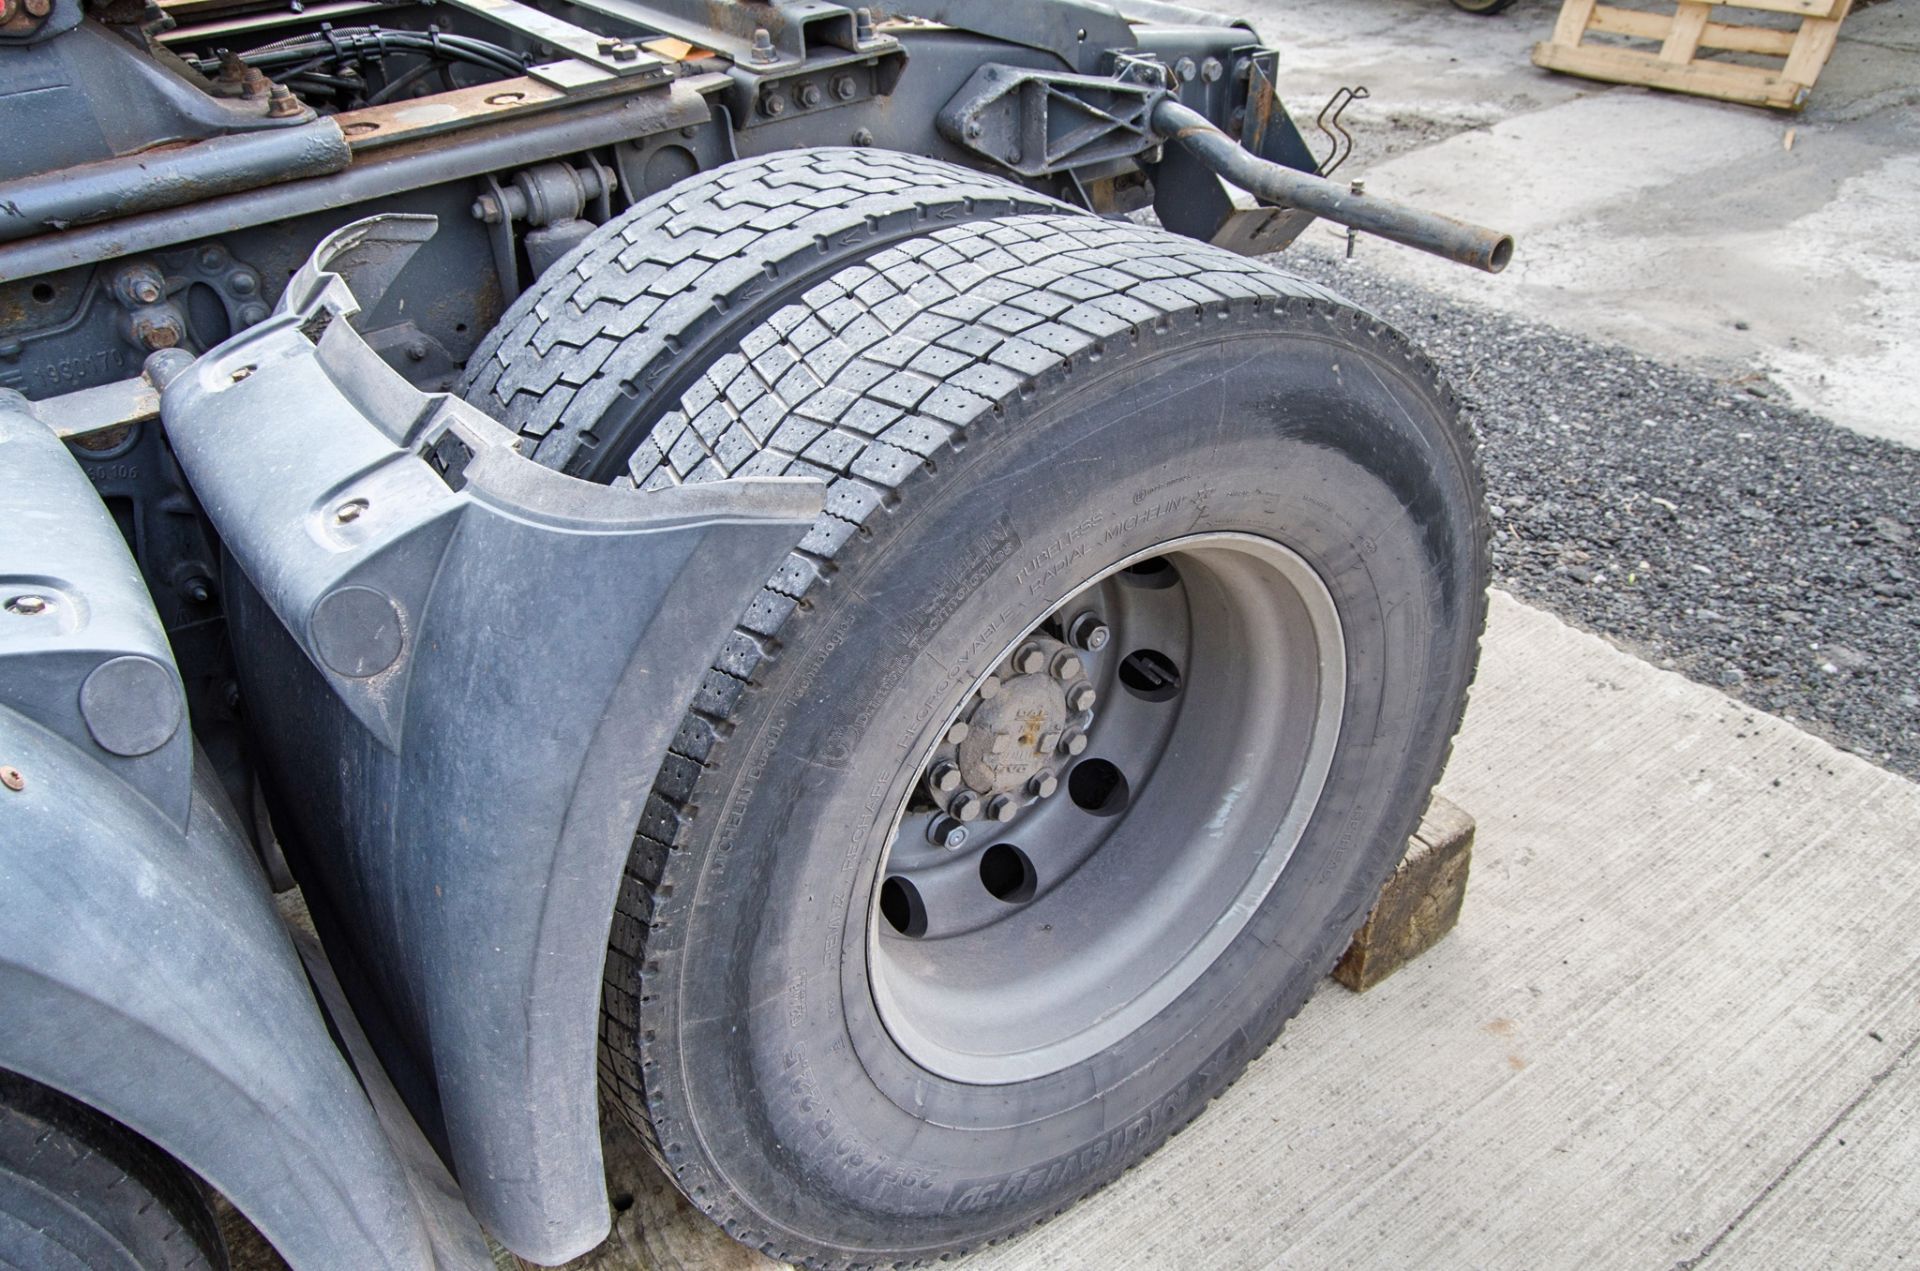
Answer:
(1212, 0, 1920, 449)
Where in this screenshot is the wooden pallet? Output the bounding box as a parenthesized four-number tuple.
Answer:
(1533, 0, 1855, 111)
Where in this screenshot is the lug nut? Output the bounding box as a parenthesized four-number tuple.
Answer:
(950, 791, 983, 822)
(1066, 682, 1097, 713)
(1059, 727, 1089, 756)
(1050, 650, 1083, 680)
(927, 816, 969, 850)
(945, 720, 970, 745)
(1015, 643, 1047, 674)
(1067, 611, 1110, 652)
(977, 676, 1002, 700)
(1029, 772, 1058, 799)
(930, 761, 962, 794)
(5, 595, 49, 616)
(986, 794, 1018, 823)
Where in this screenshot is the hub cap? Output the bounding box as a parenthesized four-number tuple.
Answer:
(867, 533, 1347, 1084)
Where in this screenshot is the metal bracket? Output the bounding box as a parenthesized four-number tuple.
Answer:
(938, 63, 1163, 179)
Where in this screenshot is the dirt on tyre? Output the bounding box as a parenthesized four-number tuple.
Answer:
(472, 154, 1487, 1268)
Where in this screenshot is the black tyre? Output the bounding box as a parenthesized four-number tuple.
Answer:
(0, 1070, 225, 1271)
(1449, 0, 1518, 13)
(475, 158, 1486, 1267)
(458, 148, 1067, 476)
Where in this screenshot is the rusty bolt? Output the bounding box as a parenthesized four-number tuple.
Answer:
(131, 312, 185, 350)
(833, 75, 857, 101)
(1029, 772, 1059, 799)
(266, 83, 303, 117)
(760, 91, 786, 117)
(944, 720, 970, 746)
(0, 767, 23, 793)
(1059, 726, 1089, 756)
(749, 26, 775, 63)
(926, 816, 969, 850)
(334, 497, 369, 524)
(986, 794, 1018, 823)
(1014, 643, 1047, 675)
(930, 761, 962, 794)
(5, 595, 50, 616)
(1067, 612, 1110, 652)
(950, 791, 983, 823)
(1066, 682, 1097, 713)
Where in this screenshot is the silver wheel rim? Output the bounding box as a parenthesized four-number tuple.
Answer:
(866, 533, 1347, 1084)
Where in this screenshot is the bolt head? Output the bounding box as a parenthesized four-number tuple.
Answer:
(976, 676, 1002, 701)
(927, 816, 968, 850)
(23, 0, 51, 17)
(761, 92, 786, 116)
(1066, 682, 1097, 713)
(1050, 650, 1083, 680)
(833, 75, 857, 100)
(931, 761, 961, 793)
(945, 720, 970, 745)
(5, 595, 49, 616)
(1015, 644, 1047, 675)
(1068, 611, 1110, 652)
(987, 794, 1018, 823)
(1029, 773, 1058, 799)
(798, 82, 823, 107)
(0, 767, 22, 792)
(1060, 728, 1089, 756)
(950, 791, 983, 823)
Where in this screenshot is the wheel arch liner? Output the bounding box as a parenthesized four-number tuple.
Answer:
(156, 216, 825, 1262)
(0, 399, 452, 1270)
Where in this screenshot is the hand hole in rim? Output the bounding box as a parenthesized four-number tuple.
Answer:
(978, 844, 1035, 903)
(1117, 648, 1182, 702)
(1066, 758, 1130, 816)
(879, 876, 927, 937)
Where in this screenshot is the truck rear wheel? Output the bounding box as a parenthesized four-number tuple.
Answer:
(475, 165, 1486, 1266)
(0, 1071, 225, 1271)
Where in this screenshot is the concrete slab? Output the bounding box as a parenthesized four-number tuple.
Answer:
(1208, 0, 1920, 447)
(576, 592, 1920, 1269)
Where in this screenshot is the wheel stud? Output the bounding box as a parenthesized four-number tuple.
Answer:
(926, 816, 969, 850)
(977, 677, 1002, 700)
(930, 761, 962, 793)
(946, 720, 970, 745)
(1028, 772, 1058, 799)
(1014, 643, 1047, 674)
(1059, 726, 1088, 756)
(1066, 682, 1097, 713)
(1067, 611, 1110, 652)
(951, 791, 983, 822)
(1049, 650, 1083, 680)
(986, 794, 1018, 822)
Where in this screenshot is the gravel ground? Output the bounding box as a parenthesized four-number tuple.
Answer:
(1278, 246, 1920, 780)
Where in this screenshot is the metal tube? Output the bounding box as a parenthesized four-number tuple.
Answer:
(1152, 98, 1515, 274)
(0, 122, 351, 246)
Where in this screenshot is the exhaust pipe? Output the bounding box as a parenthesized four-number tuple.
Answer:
(1152, 98, 1515, 274)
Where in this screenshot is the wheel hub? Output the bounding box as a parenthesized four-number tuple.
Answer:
(928, 635, 1091, 825)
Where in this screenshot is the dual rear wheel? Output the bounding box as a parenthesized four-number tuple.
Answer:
(465, 150, 1487, 1267)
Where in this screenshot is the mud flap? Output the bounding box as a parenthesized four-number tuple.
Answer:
(156, 216, 824, 1262)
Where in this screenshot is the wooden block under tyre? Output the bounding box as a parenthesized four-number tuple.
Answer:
(1333, 796, 1475, 993)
